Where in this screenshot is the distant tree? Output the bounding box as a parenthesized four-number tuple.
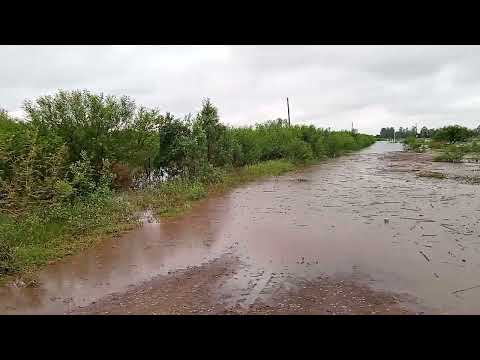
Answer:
(433, 125, 474, 144)
(419, 126, 429, 138)
(410, 126, 417, 137)
(379, 127, 397, 139)
(395, 127, 403, 139)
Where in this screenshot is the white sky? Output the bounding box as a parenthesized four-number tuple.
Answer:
(2, 45, 480, 135)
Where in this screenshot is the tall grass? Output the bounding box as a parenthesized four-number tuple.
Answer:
(0, 191, 138, 277)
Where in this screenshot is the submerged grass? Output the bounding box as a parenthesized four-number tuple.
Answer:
(131, 159, 295, 218)
(0, 159, 297, 282)
(451, 175, 480, 184)
(417, 170, 446, 179)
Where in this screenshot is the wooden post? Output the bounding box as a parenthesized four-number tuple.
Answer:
(287, 97, 291, 127)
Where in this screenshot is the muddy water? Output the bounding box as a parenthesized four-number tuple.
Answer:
(2, 141, 480, 314)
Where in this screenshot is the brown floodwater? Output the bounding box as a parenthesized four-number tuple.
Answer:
(2, 141, 480, 314)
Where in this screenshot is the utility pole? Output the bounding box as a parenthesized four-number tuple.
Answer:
(287, 97, 291, 127)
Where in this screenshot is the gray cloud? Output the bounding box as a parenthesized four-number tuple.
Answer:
(2, 45, 480, 134)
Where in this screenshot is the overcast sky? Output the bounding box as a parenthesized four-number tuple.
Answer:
(1, 45, 480, 135)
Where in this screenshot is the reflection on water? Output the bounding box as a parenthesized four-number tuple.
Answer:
(0, 196, 234, 314)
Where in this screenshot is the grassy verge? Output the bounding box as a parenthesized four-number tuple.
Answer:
(0, 193, 139, 284)
(0, 159, 297, 282)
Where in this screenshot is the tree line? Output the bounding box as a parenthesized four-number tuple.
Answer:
(379, 125, 480, 143)
(0, 90, 375, 210)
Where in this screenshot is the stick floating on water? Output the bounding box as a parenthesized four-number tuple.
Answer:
(419, 251, 430, 262)
(451, 285, 480, 295)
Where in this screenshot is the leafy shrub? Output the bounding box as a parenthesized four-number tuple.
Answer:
(287, 139, 314, 164)
(403, 136, 426, 152)
(433, 145, 466, 162)
(68, 150, 96, 198)
(467, 140, 480, 154)
(312, 137, 327, 158)
(429, 139, 447, 149)
(325, 133, 346, 157)
(0, 127, 69, 208)
(53, 180, 74, 200)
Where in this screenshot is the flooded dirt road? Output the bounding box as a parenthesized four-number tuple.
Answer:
(2, 141, 480, 314)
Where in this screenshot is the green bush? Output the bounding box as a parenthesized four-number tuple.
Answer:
(467, 140, 480, 153)
(325, 133, 347, 157)
(53, 180, 74, 200)
(403, 136, 426, 152)
(68, 150, 96, 198)
(287, 139, 314, 164)
(429, 139, 447, 149)
(433, 144, 466, 162)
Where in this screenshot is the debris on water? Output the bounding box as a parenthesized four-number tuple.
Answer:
(451, 284, 480, 295)
(11, 275, 39, 288)
(400, 217, 436, 222)
(384, 218, 389, 224)
(434, 272, 440, 279)
(419, 251, 430, 262)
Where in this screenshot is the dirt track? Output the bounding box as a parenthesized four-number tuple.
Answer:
(71, 255, 412, 315)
